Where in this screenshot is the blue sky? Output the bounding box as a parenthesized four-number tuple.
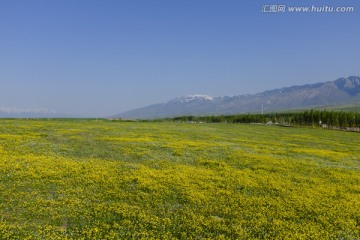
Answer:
(0, 0, 359, 117)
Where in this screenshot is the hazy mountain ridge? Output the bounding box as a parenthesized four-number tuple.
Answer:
(0, 107, 77, 118)
(115, 76, 360, 119)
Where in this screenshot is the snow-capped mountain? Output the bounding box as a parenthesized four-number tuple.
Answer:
(169, 95, 214, 103)
(114, 76, 360, 119)
(0, 107, 73, 118)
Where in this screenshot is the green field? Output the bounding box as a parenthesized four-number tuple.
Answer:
(0, 119, 359, 239)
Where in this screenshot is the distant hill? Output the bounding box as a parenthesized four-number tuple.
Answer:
(114, 76, 360, 119)
(0, 107, 73, 118)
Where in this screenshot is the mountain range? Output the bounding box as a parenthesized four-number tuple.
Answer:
(0, 107, 73, 118)
(115, 76, 360, 119)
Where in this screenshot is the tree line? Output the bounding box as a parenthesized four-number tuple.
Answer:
(161, 110, 360, 131)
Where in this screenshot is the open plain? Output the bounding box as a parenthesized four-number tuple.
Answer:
(0, 119, 359, 239)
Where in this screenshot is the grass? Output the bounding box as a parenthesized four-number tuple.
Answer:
(0, 119, 359, 239)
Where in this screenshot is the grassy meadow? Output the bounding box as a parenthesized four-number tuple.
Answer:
(0, 119, 359, 239)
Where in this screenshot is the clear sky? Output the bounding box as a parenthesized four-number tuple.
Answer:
(1, 0, 359, 117)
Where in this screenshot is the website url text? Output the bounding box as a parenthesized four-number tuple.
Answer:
(262, 5, 354, 13)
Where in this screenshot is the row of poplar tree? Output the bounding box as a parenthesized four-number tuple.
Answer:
(164, 110, 360, 129)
